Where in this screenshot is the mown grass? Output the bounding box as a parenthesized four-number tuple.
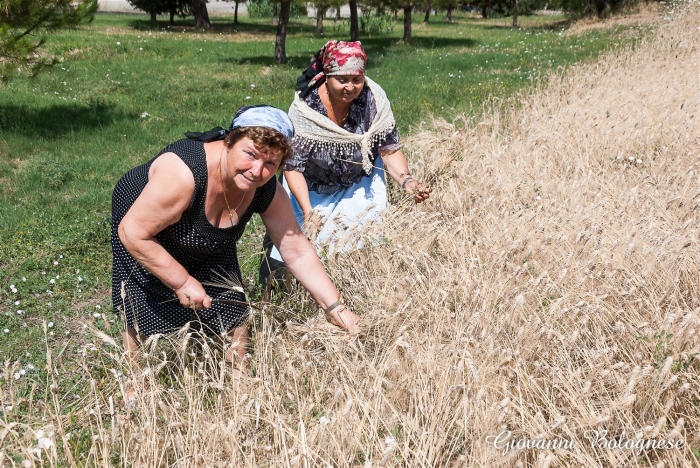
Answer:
(0, 9, 649, 386)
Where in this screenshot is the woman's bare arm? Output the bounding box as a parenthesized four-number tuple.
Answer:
(118, 153, 211, 309)
(260, 184, 360, 334)
(283, 170, 313, 216)
(380, 148, 431, 203)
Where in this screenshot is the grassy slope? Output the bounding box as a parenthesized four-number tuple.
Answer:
(0, 10, 645, 381)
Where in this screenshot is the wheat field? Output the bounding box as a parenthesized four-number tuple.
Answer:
(2, 2, 700, 467)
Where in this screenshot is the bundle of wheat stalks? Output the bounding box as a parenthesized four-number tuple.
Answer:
(3, 2, 700, 467)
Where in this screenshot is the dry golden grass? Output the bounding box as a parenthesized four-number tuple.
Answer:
(3, 3, 700, 467)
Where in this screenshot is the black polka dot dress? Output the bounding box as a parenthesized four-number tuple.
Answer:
(111, 139, 276, 336)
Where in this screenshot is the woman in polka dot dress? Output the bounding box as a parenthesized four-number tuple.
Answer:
(111, 105, 360, 376)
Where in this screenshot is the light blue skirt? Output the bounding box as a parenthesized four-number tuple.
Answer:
(270, 157, 387, 261)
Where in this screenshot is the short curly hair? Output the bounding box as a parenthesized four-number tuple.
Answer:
(224, 126, 293, 165)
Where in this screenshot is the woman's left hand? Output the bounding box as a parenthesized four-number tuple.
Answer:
(404, 179, 432, 204)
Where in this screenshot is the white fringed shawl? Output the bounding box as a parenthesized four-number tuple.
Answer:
(288, 77, 396, 175)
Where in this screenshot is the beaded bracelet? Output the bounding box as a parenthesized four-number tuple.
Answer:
(401, 176, 415, 191)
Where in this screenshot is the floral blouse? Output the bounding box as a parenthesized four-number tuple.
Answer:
(284, 86, 400, 194)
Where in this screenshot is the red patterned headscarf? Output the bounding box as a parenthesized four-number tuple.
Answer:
(322, 40, 367, 76)
(297, 40, 367, 98)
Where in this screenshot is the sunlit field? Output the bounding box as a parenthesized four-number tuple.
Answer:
(3, 3, 696, 466)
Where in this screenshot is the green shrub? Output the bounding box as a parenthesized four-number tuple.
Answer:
(359, 13, 394, 36)
(247, 0, 307, 19)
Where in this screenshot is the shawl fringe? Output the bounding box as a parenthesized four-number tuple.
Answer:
(288, 77, 396, 175)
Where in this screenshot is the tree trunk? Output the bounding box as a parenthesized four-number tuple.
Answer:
(273, 2, 278, 24)
(169, 8, 175, 24)
(275, 0, 291, 63)
(336, 6, 341, 19)
(512, 0, 518, 26)
(191, 0, 211, 27)
(150, 9, 156, 21)
(594, 0, 606, 17)
(423, 4, 430, 22)
(234, 0, 239, 24)
(349, 0, 359, 41)
(394, 8, 398, 19)
(316, 5, 323, 33)
(402, 5, 412, 43)
(446, 3, 453, 21)
(481, 3, 488, 17)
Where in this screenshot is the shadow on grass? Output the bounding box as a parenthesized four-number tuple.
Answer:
(0, 101, 128, 139)
(126, 17, 319, 36)
(480, 17, 571, 31)
(221, 35, 478, 67)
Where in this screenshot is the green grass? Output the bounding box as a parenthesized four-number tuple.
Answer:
(0, 10, 649, 371)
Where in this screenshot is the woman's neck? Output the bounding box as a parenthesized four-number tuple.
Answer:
(319, 84, 351, 126)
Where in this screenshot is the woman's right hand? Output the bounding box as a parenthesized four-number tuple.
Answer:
(326, 306, 361, 337)
(303, 210, 324, 239)
(174, 276, 212, 310)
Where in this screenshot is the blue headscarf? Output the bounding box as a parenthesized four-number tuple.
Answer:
(185, 105, 294, 142)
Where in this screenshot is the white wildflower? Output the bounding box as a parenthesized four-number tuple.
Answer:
(140, 111, 150, 118)
(48, 322, 54, 328)
(245, 96, 251, 100)
(3, 329, 8, 333)
(95, 305, 101, 309)
(22, 277, 26, 282)
(53, 261, 58, 265)
(50, 279, 55, 284)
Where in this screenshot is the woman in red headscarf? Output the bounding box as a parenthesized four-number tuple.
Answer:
(261, 40, 430, 281)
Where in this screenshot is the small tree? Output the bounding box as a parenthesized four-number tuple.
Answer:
(128, 0, 189, 21)
(313, 0, 333, 33)
(0, 0, 97, 81)
(402, 3, 412, 42)
(191, 0, 211, 27)
(349, 0, 359, 40)
(275, 0, 290, 62)
(232, 0, 241, 24)
(128, 0, 162, 20)
(445, 2, 454, 21)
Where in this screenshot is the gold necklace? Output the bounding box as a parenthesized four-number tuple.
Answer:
(218, 146, 247, 227)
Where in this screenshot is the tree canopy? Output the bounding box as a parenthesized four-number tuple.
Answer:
(0, 0, 97, 81)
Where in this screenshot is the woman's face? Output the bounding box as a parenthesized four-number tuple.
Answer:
(325, 75, 365, 104)
(225, 137, 282, 191)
